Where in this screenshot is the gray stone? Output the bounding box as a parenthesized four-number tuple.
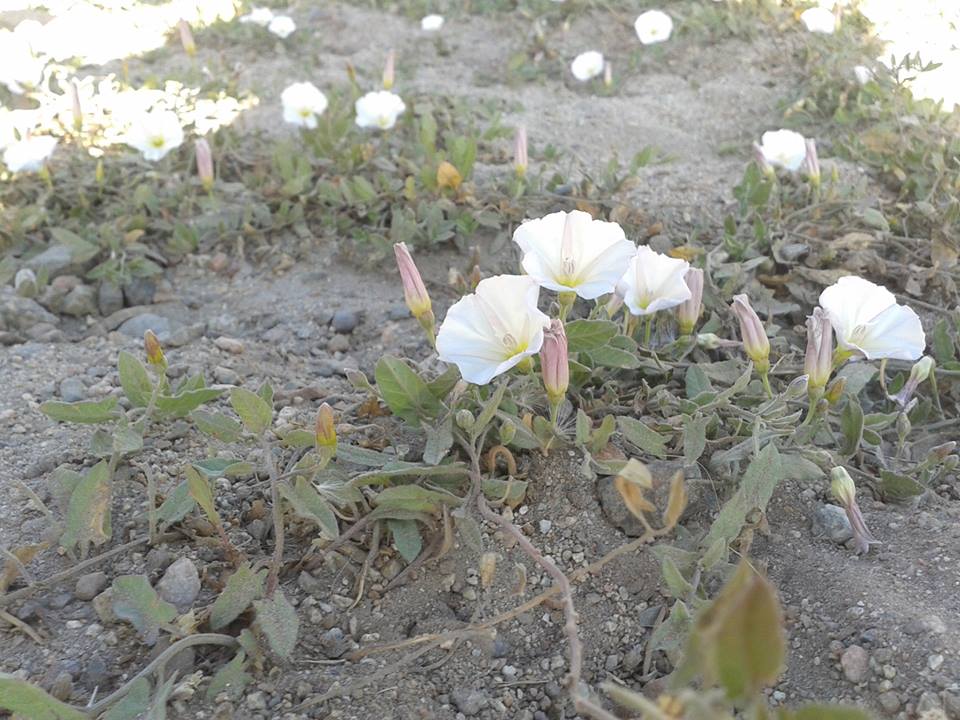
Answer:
(918, 691, 943, 713)
(812, 504, 854, 544)
(622, 643, 645, 674)
(82, 656, 108, 686)
(0, 288, 58, 331)
(878, 691, 900, 714)
(62, 285, 97, 317)
(122, 278, 157, 306)
(942, 691, 960, 719)
(213, 366, 240, 385)
(97, 282, 124, 315)
(297, 571, 325, 597)
(331, 309, 360, 334)
(840, 645, 870, 684)
(118, 313, 172, 340)
(59, 377, 86, 402)
(14, 268, 38, 298)
(451, 688, 489, 716)
(327, 334, 350, 353)
(74, 571, 107, 601)
(319, 627, 351, 659)
(387, 303, 410, 320)
(155, 557, 200, 612)
(28, 245, 75, 278)
(48, 670, 73, 701)
(93, 588, 117, 624)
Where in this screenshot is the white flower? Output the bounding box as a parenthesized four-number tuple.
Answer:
(240, 7, 274, 26)
(0, 30, 45, 94)
(268, 15, 296, 38)
(421, 14, 444, 31)
(125, 110, 184, 161)
(512, 210, 636, 300)
(800, 7, 836, 34)
(355, 91, 406, 130)
(281, 82, 328, 129)
(571, 51, 604, 82)
(436, 274, 550, 385)
(757, 129, 807, 171)
(853, 65, 873, 85)
(819, 276, 925, 361)
(620, 246, 691, 316)
(3, 136, 57, 173)
(634, 10, 673, 45)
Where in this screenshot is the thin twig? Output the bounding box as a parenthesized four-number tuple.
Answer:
(0, 608, 45, 643)
(262, 439, 284, 597)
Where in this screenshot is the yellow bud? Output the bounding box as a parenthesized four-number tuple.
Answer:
(830, 466, 856, 508)
(315, 402, 337, 451)
(436, 161, 462, 191)
(144, 330, 167, 371)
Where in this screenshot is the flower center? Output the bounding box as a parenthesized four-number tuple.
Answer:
(377, 115, 390, 128)
(149, 136, 166, 149)
(299, 108, 311, 118)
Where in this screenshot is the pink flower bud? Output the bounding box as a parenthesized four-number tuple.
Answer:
(752, 142, 774, 177)
(804, 306, 832, 390)
(513, 126, 528, 178)
(195, 138, 214, 192)
(540, 319, 569, 405)
(178, 19, 196, 57)
(69, 80, 82, 132)
(731, 294, 770, 371)
(676, 267, 703, 335)
(802, 138, 820, 186)
(383, 49, 395, 90)
(394, 242, 435, 342)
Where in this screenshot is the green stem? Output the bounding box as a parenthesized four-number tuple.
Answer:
(262, 437, 284, 597)
(643, 315, 653, 347)
(759, 371, 774, 398)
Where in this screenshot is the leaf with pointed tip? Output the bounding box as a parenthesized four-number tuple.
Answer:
(254, 590, 299, 660)
(103, 677, 151, 720)
(192, 410, 242, 443)
(210, 563, 266, 631)
(157, 481, 195, 528)
(206, 651, 251, 701)
(617, 416, 667, 459)
(41, 397, 120, 424)
(111, 575, 177, 646)
(60, 460, 112, 559)
(187, 465, 222, 528)
(375, 356, 441, 425)
(118, 350, 153, 408)
(388, 518, 423, 563)
(0, 674, 87, 720)
(279, 477, 339, 539)
(229, 387, 272, 434)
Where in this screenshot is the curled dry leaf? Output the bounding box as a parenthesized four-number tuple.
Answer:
(662, 470, 688, 529)
(614, 458, 656, 520)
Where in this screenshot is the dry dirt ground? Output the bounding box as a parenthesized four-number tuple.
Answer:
(2, 2, 960, 720)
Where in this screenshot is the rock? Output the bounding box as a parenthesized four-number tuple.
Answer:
(840, 645, 870, 684)
(812, 504, 853, 544)
(15, 268, 38, 298)
(122, 278, 157, 306)
(74, 571, 107, 601)
(319, 627, 351, 659)
(213, 366, 240, 385)
(145, 548, 176, 573)
(48, 671, 73, 701)
(919, 691, 945, 712)
(92, 588, 117, 624)
(327, 334, 350, 353)
(118, 313, 173, 340)
(597, 461, 706, 537)
(62, 285, 97, 317)
(97, 282, 124, 315)
(297, 571, 325, 597)
(942, 691, 960, 719)
(82, 656, 108, 686)
(878, 691, 900, 714)
(214, 336, 244, 354)
(59, 377, 86, 403)
(331, 309, 360, 334)
(491, 638, 511, 658)
(451, 688, 489, 716)
(28, 245, 75, 278)
(155, 557, 200, 612)
(386, 303, 410, 320)
(622, 643, 645, 674)
(246, 691, 267, 711)
(0, 288, 59, 331)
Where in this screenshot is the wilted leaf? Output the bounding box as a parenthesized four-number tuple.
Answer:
(617, 417, 668, 459)
(41, 397, 119, 424)
(254, 590, 299, 660)
(192, 410, 242, 443)
(103, 676, 151, 720)
(614, 459, 655, 519)
(187, 465, 222, 528)
(663, 470, 687, 528)
(388, 518, 423, 562)
(229, 387, 272, 435)
(0, 674, 87, 720)
(210, 563, 266, 631)
(0, 542, 46, 593)
(61, 460, 112, 558)
(436, 160, 462, 190)
(375, 356, 441, 425)
(279, 477, 339, 539)
(206, 651, 251, 701)
(112, 575, 177, 646)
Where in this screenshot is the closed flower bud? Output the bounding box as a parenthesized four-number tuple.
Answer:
(730, 294, 770, 372)
(784, 374, 809, 400)
(383, 49, 395, 90)
(802, 138, 820, 187)
(195, 138, 214, 192)
(499, 419, 517, 445)
(830, 466, 877, 554)
(178, 19, 196, 57)
(394, 242, 435, 342)
(315, 402, 337, 451)
(676, 268, 703, 335)
(895, 355, 934, 407)
(513, 126, 528, 179)
(753, 142, 774, 177)
(69, 80, 82, 132)
(830, 466, 856, 507)
(697, 332, 722, 350)
(540, 319, 569, 408)
(436, 160, 462, 190)
(456, 409, 475, 430)
(824, 376, 846, 404)
(144, 330, 167, 371)
(804, 307, 833, 392)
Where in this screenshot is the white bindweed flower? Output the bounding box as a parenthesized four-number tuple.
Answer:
(634, 10, 673, 45)
(571, 51, 604, 82)
(853, 65, 873, 85)
(620, 246, 691, 316)
(757, 129, 807, 172)
(355, 91, 406, 130)
(240, 7, 274, 26)
(512, 210, 636, 300)
(0, 30, 45, 94)
(421, 14, 444, 31)
(3, 135, 58, 173)
(268, 15, 296, 38)
(819, 276, 925, 361)
(281, 82, 328, 129)
(800, 7, 836, 34)
(436, 274, 550, 385)
(125, 110, 184, 161)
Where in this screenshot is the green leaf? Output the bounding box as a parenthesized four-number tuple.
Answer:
(279, 477, 339, 539)
(455, 514, 484, 552)
(157, 481, 195, 527)
(661, 555, 694, 597)
(0, 674, 88, 720)
(61, 460, 112, 559)
(113, 425, 144, 456)
(206, 651, 252, 701)
(118, 351, 153, 407)
(702, 443, 782, 551)
(575, 409, 591, 446)
(565, 319, 618, 352)
(192, 410, 242, 443)
(337, 445, 397, 467)
(836, 363, 877, 397)
(156, 388, 223, 417)
(41, 397, 119, 424)
(649, 599, 691, 664)
(840, 399, 864, 457)
(187, 465, 222, 528)
(375, 356, 441, 425)
(617, 416, 668, 459)
(210, 563, 266, 630)
(685, 365, 713, 400)
(423, 416, 454, 465)
(373, 485, 456, 514)
(256, 382, 274, 407)
(932, 318, 956, 364)
(427, 366, 461, 400)
(482, 477, 528, 507)
(254, 590, 299, 660)
(388, 518, 423, 563)
(582, 343, 641, 369)
(192, 458, 238, 478)
(111, 575, 177, 646)
(589, 414, 617, 454)
(473, 383, 506, 441)
(229, 387, 272, 434)
(878, 469, 924, 502)
(103, 677, 151, 720)
(683, 415, 708, 464)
